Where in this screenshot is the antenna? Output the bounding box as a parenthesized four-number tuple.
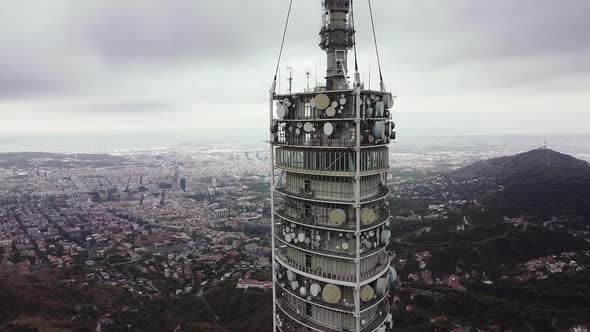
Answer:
(315, 64, 318, 89)
(305, 71, 310, 91)
(286, 66, 294, 94)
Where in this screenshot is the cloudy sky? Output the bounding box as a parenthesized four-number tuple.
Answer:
(1, 0, 589, 137)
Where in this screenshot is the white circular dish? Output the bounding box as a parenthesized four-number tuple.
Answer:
(329, 209, 346, 225)
(314, 94, 331, 110)
(322, 284, 342, 304)
(276, 103, 288, 119)
(300, 286, 307, 296)
(360, 285, 375, 302)
(287, 270, 296, 281)
(310, 283, 321, 296)
(361, 208, 376, 225)
(326, 107, 336, 117)
(323, 122, 334, 136)
(298, 233, 305, 242)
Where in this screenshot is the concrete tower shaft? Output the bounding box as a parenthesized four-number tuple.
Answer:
(320, 0, 355, 90)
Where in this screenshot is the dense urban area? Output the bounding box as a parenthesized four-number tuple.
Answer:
(1, 137, 590, 332)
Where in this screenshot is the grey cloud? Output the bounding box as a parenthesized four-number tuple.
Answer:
(69, 1, 292, 63)
(0, 0, 588, 135)
(78, 101, 180, 113)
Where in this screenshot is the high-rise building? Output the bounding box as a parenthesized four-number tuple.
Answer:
(269, 1, 396, 331)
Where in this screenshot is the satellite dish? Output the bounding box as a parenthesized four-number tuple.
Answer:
(285, 233, 292, 242)
(295, 128, 302, 136)
(366, 241, 373, 249)
(326, 107, 336, 117)
(369, 230, 375, 237)
(380, 230, 391, 245)
(360, 285, 375, 302)
(287, 270, 296, 281)
(314, 94, 331, 110)
(375, 278, 388, 296)
(339, 97, 347, 105)
(304, 237, 311, 244)
(322, 284, 342, 304)
(342, 242, 349, 250)
(373, 121, 386, 140)
(291, 280, 299, 290)
(386, 313, 393, 323)
(315, 235, 321, 241)
(303, 122, 314, 133)
(310, 283, 321, 296)
(285, 227, 290, 232)
(375, 101, 384, 117)
(390, 130, 396, 140)
(300, 286, 307, 296)
(298, 233, 305, 242)
(368, 135, 375, 143)
(389, 266, 398, 283)
(331, 101, 338, 108)
(276, 103, 288, 119)
(329, 209, 346, 225)
(323, 122, 335, 136)
(271, 123, 279, 133)
(360, 208, 376, 225)
(270, 133, 278, 143)
(384, 93, 394, 109)
(346, 233, 353, 240)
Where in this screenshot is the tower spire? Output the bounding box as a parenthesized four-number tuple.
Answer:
(320, 0, 355, 90)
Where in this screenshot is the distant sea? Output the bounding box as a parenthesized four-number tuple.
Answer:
(1, 129, 589, 160)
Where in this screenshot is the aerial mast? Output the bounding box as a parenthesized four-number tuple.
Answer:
(320, 0, 355, 90)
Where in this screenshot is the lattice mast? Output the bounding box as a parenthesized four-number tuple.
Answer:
(320, 0, 355, 90)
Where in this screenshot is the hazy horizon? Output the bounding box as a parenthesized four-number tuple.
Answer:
(2, 129, 590, 156)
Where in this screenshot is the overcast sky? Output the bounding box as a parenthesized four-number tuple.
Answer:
(1, 0, 589, 137)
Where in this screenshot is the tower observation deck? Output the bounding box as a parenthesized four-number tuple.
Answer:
(269, 1, 396, 331)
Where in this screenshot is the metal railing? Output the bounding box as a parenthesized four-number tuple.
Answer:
(276, 250, 390, 283)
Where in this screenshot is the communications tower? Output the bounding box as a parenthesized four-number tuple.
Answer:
(269, 1, 396, 331)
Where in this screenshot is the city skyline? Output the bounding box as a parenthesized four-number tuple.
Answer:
(1, 0, 589, 136)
